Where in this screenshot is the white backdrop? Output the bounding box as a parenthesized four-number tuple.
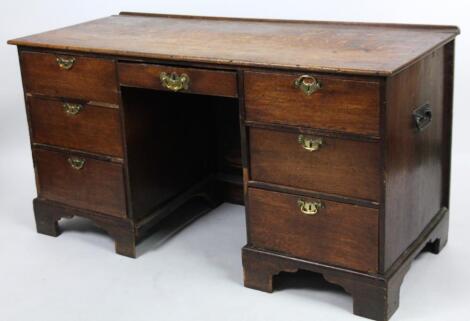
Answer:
(0, 1, 469, 321)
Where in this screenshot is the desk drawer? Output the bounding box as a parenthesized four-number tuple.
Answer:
(33, 148, 127, 217)
(21, 51, 119, 104)
(29, 96, 123, 157)
(249, 127, 380, 201)
(247, 188, 379, 273)
(245, 71, 380, 136)
(118, 63, 238, 97)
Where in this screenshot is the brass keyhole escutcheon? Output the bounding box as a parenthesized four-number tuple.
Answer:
(297, 199, 323, 215)
(294, 75, 321, 95)
(298, 135, 322, 152)
(57, 57, 76, 70)
(68, 157, 86, 170)
(63, 103, 83, 115)
(160, 72, 190, 92)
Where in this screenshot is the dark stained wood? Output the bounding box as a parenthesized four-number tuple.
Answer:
(217, 176, 244, 205)
(247, 188, 379, 273)
(33, 198, 137, 257)
(8, 13, 459, 76)
(212, 95, 243, 202)
(20, 51, 119, 104)
(248, 180, 379, 209)
(8, 13, 458, 320)
(236, 68, 251, 209)
(383, 46, 446, 271)
(245, 71, 380, 136)
(121, 87, 215, 220)
(245, 121, 380, 143)
(249, 127, 381, 201)
(118, 62, 238, 97)
(134, 177, 222, 237)
(33, 148, 127, 217)
(243, 207, 449, 321)
(441, 41, 455, 208)
(28, 96, 123, 157)
(34, 172, 222, 258)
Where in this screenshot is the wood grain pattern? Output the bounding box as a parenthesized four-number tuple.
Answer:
(245, 71, 380, 136)
(8, 13, 458, 319)
(29, 96, 123, 157)
(243, 207, 449, 321)
(8, 13, 459, 76)
(249, 127, 381, 201)
(247, 188, 379, 273)
(34, 198, 136, 257)
(33, 148, 127, 217)
(21, 51, 119, 104)
(118, 62, 238, 97)
(383, 45, 446, 270)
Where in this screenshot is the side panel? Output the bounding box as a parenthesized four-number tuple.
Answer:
(384, 45, 449, 270)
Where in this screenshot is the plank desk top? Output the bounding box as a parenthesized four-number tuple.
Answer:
(9, 12, 458, 75)
(8, 12, 459, 321)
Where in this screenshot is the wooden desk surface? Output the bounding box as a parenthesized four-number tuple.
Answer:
(8, 12, 459, 76)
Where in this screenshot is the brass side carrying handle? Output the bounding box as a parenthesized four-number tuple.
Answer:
(412, 103, 432, 132)
(63, 103, 83, 115)
(57, 57, 76, 70)
(294, 75, 321, 95)
(297, 199, 323, 215)
(68, 157, 86, 170)
(298, 135, 322, 152)
(159, 72, 190, 92)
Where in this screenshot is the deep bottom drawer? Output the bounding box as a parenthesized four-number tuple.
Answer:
(247, 187, 378, 273)
(33, 148, 127, 217)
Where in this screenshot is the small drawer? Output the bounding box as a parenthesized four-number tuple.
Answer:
(118, 62, 238, 98)
(29, 96, 123, 157)
(33, 148, 127, 217)
(249, 127, 380, 201)
(21, 51, 119, 104)
(247, 188, 379, 273)
(245, 71, 380, 136)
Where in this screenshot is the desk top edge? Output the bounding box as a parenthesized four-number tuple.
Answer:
(118, 11, 460, 32)
(8, 12, 460, 76)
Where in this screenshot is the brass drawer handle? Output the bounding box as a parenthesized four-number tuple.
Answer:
(68, 157, 86, 170)
(63, 103, 83, 115)
(297, 199, 323, 215)
(298, 135, 322, 151)
(56, 57, 76, 70)
(294, 75, 321, 95)
(159, 72, 190, 92)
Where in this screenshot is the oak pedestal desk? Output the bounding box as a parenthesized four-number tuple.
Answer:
(8, 12, 459, 321)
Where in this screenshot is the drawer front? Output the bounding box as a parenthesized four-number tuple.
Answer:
(247, 188, 379, 273)
(118, 63, 238, 97)
(33, 148, 127, 217)
(249, 127, 380, 201)
(21, 51, 119, 104)
(245, 71, 380, 136)
(29, 97, 123, 157)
